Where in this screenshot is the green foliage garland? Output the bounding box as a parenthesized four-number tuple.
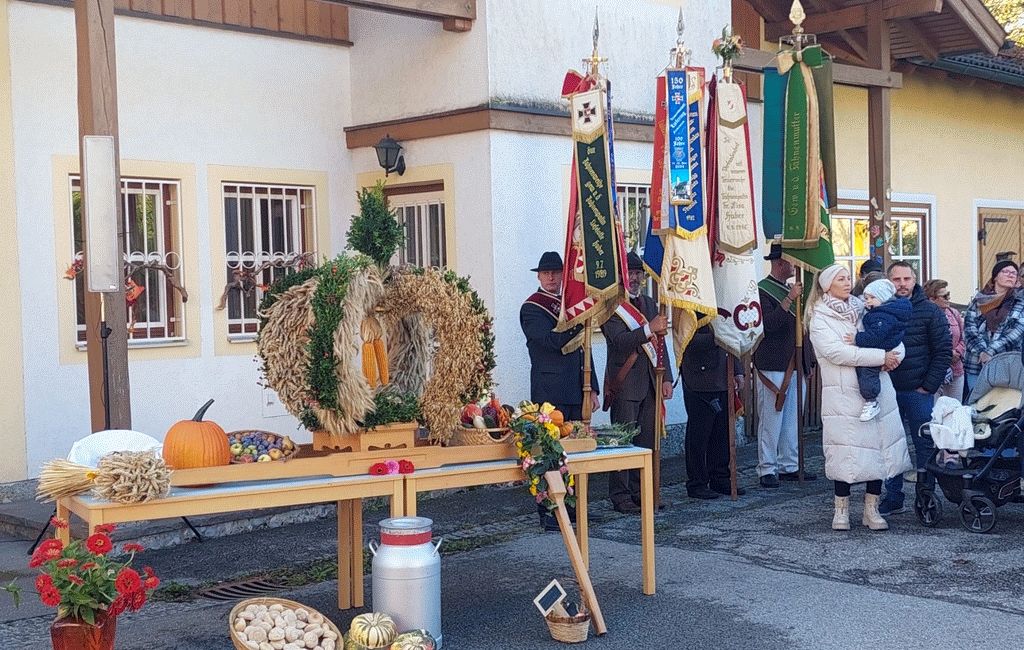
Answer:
(258, 254, 373, 433)
(307, 255, 371, 410)
(347, 181, 405, 266)
(361, 388, 421, 430)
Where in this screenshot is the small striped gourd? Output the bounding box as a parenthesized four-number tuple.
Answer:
(348, 612, 397, 648)
(390, 629, 437, 650)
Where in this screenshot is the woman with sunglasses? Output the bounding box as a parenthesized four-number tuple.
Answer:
(923, 279, 965, 401)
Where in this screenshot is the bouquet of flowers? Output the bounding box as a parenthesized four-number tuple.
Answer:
(509, 402, 575, 512)
(711, 25, 744, 65)
(5, 519, 160, 624)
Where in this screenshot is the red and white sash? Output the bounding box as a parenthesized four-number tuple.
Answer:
(613, 302, 658, 367)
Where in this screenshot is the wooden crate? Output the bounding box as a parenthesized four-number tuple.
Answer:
(312, 421, 418, 452)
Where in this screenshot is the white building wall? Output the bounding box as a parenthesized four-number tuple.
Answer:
(346, 4, 490, 124)
(486, 0, 728, 114)
(8, 2, 352, 473)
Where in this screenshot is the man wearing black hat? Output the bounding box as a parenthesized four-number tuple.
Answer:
(521, 251, 599, 531)
(754, 243, 816, 488)
(520, 251, 600, 419)
(600, 251, 671, 512)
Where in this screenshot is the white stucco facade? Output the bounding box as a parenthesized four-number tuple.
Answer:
(2, 0, 733, 478)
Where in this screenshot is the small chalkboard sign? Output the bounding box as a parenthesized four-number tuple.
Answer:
(533, 579, 567, 617)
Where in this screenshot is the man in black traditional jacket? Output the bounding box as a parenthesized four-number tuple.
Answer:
(520, 251, 598, 530)
(520, 251, 600, 419)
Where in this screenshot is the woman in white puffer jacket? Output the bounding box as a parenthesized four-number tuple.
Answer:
(806, 264, 913, 531)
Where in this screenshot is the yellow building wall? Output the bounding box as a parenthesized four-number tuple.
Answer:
(834, 73, 1024, 304)
(0, 0, 28, 480)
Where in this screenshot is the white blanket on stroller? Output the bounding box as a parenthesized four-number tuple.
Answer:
(929, 396, 975, 451)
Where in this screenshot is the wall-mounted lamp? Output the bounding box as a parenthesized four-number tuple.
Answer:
(374, 135, 406, 176)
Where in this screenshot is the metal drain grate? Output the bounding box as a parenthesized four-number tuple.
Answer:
(198, 578, 285, 601)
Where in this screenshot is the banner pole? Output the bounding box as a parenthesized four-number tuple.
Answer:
(653, 297, 667, 510)
(582, 318, 593, 427)
(795, 264, 806, 483)
(727, 354, 738, 501)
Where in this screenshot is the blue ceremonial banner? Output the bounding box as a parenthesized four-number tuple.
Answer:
(761, 65, 786, 240)
(642, 216, 664, 282)
(670, 69, 706, 238)
(667, 69, 690, 203)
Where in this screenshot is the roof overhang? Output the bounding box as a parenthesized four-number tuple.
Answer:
(747, 0, 1006, 63)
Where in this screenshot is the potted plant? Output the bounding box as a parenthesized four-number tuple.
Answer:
(4, 519, 160, 650)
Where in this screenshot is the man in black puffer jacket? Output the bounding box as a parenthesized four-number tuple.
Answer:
(879, 261, 953, 515)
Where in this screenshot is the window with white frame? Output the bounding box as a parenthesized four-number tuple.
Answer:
(387, 190, 447, 268)
(71, 177, 185, 343)
(223, 183, 316, 339)
(619, 183, 652, 253)
(830, 198, 929, 280)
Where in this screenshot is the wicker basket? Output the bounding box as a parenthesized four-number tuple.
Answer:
(226, 430, 299, 463)
(545, 608, 591, 643)
(228, 597, 343, 650)
(448, 427, 512, 446)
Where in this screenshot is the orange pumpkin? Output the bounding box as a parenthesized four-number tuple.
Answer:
(549, 410, 564, 426)
(162, 399, 231, 470)
(559, 423, 574, 438)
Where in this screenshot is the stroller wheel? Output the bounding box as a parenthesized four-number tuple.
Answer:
(914, 490, 942, 527)
(958, 495, 997, 534)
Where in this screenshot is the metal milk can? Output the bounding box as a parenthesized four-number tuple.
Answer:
(369, 516, 443, 647)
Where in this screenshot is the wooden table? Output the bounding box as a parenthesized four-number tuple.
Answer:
(55, 446, 655, 610)
(56, 473, 405, 609)
(402, 446, 656, 596)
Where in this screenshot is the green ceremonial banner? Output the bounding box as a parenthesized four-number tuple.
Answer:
(779, 44, 834, 275)
(811, 56, 837, 210)
(781, 62, 810, 247)
(574, 135, 617, 293)
(761, 66, 786, 239)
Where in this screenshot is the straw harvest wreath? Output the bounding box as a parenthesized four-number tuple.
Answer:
(256, 256, 495, 444)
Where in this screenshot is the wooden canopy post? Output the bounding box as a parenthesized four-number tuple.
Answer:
(866, 1, 893, 270)
(75, 0, 131, 430)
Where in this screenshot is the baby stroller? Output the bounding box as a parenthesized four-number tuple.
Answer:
(914, 352, 1024, 533)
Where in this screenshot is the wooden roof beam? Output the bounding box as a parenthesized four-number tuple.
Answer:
(328, 0, 476, 31)
(765, 0, 944, 40)
(895, 19, 939, 61)
(945, 0, 1003, 54)
(735, 48, 903, 88)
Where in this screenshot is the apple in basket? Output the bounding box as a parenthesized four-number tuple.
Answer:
(460, 404, 483, 426)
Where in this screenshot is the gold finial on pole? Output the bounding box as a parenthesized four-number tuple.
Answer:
(585, 11, 607, 76)
(790, 0, 806, 36)
(670, 6, 690, 69)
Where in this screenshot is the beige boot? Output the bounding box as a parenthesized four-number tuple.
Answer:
(863, 493, 889, 530)
(832, 496, 850, 530)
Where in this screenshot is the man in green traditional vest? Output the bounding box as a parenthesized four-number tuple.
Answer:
(754, 243, 817, 488)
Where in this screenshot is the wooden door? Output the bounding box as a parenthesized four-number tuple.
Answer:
(978, 209, 1024, 289)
